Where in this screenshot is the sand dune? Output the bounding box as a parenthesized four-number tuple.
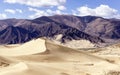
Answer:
(0, 39, 46, 56)
(0, 38, 120, 75)
(13, 39, 105, 63)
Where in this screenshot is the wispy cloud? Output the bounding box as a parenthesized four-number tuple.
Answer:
(16, 9, 23, 13)
(28, 7, 49, 18)
(5, 9, 16, 14)
(4, 0, 66, 7)
(28, 7, 66, 18)
(5, 9, 23, 14)
(57, 5, 66, 10)
(0, 13, 7, 19)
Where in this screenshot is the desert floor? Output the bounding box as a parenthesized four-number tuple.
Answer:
(0, 38, 120, 75)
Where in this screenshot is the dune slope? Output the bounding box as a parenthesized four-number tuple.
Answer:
(0, 39, 46, 56)
(0, 38, 120, 75)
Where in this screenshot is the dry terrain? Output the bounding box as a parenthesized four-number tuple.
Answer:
(0, 38, 120, 75)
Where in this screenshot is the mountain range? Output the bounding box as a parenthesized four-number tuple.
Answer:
(0, 15, 120, 46)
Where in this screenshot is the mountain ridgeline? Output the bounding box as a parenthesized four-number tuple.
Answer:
(0, 15, 120, 44)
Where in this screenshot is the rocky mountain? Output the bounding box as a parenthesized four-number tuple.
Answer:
(0, 15, 120, 45)
(49, 15, 120, 39)
(0, 22, 104, 44)
(0, 26, 35, 44)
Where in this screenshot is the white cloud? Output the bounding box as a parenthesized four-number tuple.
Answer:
(57, 5, 66, 10)
(28, 7, 66, 18)
(4, 0, 66, 7)
(73, 5, 120, 19)
(5, 9, 16, 14)
(0, 13, 7, 19)
(28, 7, 49, 18)
(16, 9, 23, 13)
(46, 9, 62, 15)
(5, 9, 23, 14)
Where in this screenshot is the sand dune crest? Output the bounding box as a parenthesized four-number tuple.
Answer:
(0, 39, 46, 56)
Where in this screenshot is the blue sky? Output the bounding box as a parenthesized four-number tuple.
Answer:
(0, 0, 119, 19)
